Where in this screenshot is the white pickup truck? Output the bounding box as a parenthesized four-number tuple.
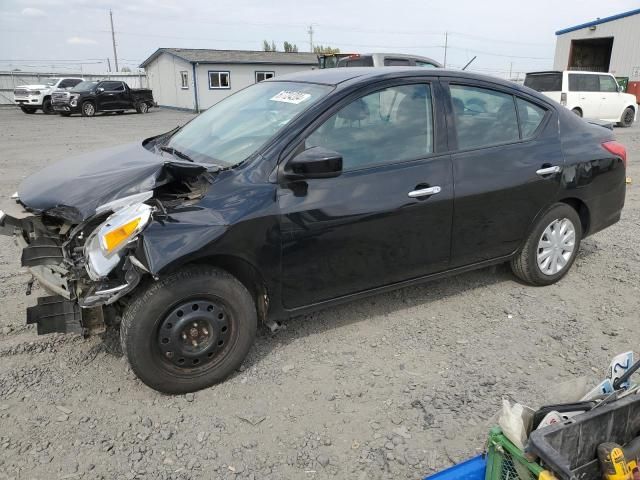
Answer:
(13, 77, 84, 114)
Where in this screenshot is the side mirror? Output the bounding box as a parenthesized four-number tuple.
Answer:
(285, 146, 343, 180)
(97, 87, 105, 93)
(618, 85, 625, 93)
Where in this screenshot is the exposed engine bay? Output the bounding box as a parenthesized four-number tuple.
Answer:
(0, 159, 214, 337)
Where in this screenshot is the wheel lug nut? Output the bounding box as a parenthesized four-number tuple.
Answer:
(182, 333, 187, 340)
(192, 340, 198, 347)
(166, 351, 173, 358)
(192, 322, 198, 328)
(202, 328, 208, 336)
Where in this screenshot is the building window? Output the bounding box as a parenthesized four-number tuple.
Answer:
(208, 71, 230, 89)
(180, 71, 189, 89)
(255, 71, 275, 83)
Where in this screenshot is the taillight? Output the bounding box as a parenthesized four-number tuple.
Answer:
(560, 92, 567, 105)
(602, 140, 627, 167)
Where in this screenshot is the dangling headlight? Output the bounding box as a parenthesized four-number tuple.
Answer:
(85, 203, 152, 280)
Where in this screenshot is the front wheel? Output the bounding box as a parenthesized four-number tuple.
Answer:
(619, 107, 635, 128)
(20, 107, 36, 114)
(510, 203, 582, 286)
(81, 101, 96, 117)
(120, 266, 257, 394)
(42, 98, 54, 115)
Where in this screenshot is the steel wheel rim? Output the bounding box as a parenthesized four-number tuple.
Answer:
(156, 298, 232, 371)
(84, 103, 94, 115)
(537, 218, 576, 276)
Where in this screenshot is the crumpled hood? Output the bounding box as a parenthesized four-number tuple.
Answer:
(18, 142, 210, 223)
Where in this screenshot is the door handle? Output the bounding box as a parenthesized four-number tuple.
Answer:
(536, 166, 562, 176)
(408, 186, 441, 198)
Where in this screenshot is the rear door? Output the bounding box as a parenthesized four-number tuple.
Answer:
(279, 79, 453, 308)
(444, 80, 563, 267)
(568, 73, 600, 118)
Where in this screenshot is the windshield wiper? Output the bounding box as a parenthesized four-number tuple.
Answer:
(159, 145, 193, 162)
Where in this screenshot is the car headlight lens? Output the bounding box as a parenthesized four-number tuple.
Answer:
(98, 203, 152, 256)
(30, 91, 41, 95)
(84, 203, 152, 280)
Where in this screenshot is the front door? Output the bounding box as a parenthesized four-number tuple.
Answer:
(279, 81, 453, 309)
(445, 81, 563, 267)
(597, 74, 622, 120)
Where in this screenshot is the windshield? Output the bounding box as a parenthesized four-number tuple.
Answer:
(524, 73, 562, 92)
(44, 78, 60, 86)
(72, 81, 99, 92)
(166, 81, 333, 166)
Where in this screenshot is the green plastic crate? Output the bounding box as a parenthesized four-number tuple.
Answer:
(485, 428, 544, 480)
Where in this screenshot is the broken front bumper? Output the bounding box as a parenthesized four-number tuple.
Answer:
(1, 207, 135, 336)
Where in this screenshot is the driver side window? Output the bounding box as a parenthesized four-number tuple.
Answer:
(305, 84, 434, 171)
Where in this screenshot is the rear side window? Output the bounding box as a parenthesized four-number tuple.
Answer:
(305, 84, 434, 170)
(415, 61, 437, 68)
(384, 58, 411, 66)
(450, 85, 519, 150)
(337, 56, 374, 67)
(568, 74, 599, 92)
(599, 75, 618, 92)
(516, 98, 546, 138)
(524, 73, 562, 92)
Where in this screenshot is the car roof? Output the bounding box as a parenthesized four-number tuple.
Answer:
(274, 67, 525, 90)
(527, 70, 612, 76)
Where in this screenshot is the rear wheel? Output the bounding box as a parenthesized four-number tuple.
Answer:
(619, 107, 635, 128)
(136, 102, 149, 114)
(571, 108, 583, 118)
(121, 266, 257, 394)
(81, 101, 96, 117)
(510, 203, 582, 286)
(20, 107, 36, 114)
(42, 97, 54, 115)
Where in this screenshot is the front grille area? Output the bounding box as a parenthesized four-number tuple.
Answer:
(14, 89, 29, 96)
(52, 91, 69, 104)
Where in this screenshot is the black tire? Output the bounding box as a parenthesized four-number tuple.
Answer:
(571, 108, 583, 118)
(120, 266, 257, 394)
(20, 107, 36, 114)
(510, 203, 582, 286)
(41, 97, 54, 115)
(619, 107, 635, 128)
(136, 102, 149, 114)
(81, 101, 96, 117)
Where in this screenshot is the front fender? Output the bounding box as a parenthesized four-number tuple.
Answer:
(139, 206, 228, 275)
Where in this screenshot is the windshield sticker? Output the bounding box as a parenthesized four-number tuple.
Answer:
(270, 90, 312, 104)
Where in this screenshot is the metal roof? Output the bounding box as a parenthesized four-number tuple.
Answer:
(139, 48, 318, 68)
(556, 8, 640, 35)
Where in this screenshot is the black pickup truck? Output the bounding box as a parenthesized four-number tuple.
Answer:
(52, 80, 154, 117)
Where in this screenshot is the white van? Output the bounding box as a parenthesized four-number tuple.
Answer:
(524, 71, 637, 127)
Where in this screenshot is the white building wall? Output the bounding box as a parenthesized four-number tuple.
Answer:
(554, 13, 640, 80)
(194, 63, 314, 110)
(146, 54, 196, 110)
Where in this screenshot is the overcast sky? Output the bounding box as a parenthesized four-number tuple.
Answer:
(1, 0, 638, 78)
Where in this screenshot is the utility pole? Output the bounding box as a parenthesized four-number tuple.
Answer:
(443, 31, 448, 68)
(509, 61, 513, 79)
(307, 25, 314, 52)
(109, 9, 119, 72)
(107, 58, 111, 72)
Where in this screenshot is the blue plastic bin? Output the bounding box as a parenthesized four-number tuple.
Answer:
(424, 455, 486, 480)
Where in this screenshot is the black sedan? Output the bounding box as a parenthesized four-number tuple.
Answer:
(0, 68, 627, 393)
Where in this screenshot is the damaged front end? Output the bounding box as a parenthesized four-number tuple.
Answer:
(0, 155, 214, 337)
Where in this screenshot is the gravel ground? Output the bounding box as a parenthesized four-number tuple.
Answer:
(0, 106, 638, 480)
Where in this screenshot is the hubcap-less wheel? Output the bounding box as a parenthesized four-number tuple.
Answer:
(537, 218, 576, 276)
(157, 299, 231, 370)
(623, 108, 634, 126)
